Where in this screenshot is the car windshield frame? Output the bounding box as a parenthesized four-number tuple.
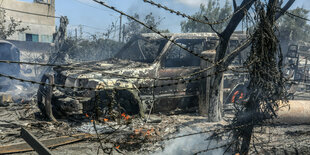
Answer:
(114, 35, 168, 63)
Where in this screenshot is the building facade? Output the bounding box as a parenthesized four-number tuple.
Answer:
(1, 0, 55, 43)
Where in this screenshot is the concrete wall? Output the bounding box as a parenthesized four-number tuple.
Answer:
(1, 0, 55, 43)
(8, 40, 54, 53)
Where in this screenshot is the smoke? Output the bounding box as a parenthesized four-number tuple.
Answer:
(153, 127, 228, 155)
(173, 0, 208, 8)
(0, 51, 39, 101)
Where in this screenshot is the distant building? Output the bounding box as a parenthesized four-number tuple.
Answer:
(1, 0, 56, 43)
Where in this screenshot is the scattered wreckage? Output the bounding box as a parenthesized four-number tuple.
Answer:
(37, 32, 248, 121)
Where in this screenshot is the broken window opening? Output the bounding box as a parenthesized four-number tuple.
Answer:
(163, 39, 205, 68)
(114, 38, 167, 63)
(26, 33, 39, 42)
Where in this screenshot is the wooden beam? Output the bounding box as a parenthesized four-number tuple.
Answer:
(20, 128, 53, 155)
(0, 132, 92, 154)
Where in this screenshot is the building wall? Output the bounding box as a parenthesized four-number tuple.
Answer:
(1, 0, 55, 43)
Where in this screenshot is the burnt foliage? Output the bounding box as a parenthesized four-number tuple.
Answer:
(231, 1, 288, 154)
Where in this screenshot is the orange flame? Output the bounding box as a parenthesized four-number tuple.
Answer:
(121, 113, 130, 120)
(125, 115, 130, 120)
(85, 113, 89, 118)
(91, 120, 94, 123)
(103, 118, 109, 122)
(239, 92, 244, 99)
(121, 113, 126, 117)
(231, 91, 239, 103)
(115, 145, 120, 149)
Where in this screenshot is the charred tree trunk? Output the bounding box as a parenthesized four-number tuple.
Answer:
(208, 0, 256, 122)
(207, 0, 295, 122)
(39, 16, 69, 79)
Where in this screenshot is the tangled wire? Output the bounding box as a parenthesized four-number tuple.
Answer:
(231, 1, 288, 154)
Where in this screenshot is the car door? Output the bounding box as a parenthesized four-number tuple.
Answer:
(153, 38, 206, 112)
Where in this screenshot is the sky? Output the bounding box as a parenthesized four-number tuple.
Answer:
(18, 0, 310, 39)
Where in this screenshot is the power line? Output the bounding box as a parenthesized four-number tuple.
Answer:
(91, 0, 255, 72)
(276, 7, 310, 21)
(71, 0, 115, 15)
(92, 0, 216, 63)
(0, 63, 246, 91)
(283, 9, 310, 21)
(0, 6, 60, 18)
(142, 0, 246, 25)
(0, 37, 251, 81)
(70, 24, 107, 31)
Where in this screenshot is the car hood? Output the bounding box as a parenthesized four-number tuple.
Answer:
(55, 59, 156, 89)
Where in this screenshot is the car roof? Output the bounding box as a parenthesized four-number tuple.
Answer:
(140, 32, 246, 40)
(0, 40, 18, 49)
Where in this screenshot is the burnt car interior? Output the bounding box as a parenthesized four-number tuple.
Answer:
(163, 39, 206, 68)
(114, 36, 167, 63)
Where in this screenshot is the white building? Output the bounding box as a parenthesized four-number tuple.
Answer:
(1, 0, 56, 43)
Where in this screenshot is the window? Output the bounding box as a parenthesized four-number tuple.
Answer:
(115, 38, 167, 63)
(40, 35, 53, 43)
(35, 0, 50, 4)
(163, 39, 205, 68)
(26, 34, 39, 42)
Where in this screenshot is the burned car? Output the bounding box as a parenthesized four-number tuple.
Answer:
(37, 33, 246, 121)
(0, 40, 20, 91)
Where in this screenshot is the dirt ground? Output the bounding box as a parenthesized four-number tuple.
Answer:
(1, 93, 310, 155)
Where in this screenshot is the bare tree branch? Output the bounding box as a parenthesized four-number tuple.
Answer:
(204, 16, 221, 37)
(223, 0, 295, 70)
(233, 0, 237, 11)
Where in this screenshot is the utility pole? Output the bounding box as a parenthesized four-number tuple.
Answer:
(122, 24, 125, 43)
(304, 57, 308, 83)
(75, 28, 77, 40)
(79, 25, 83, 39)
(119, 14, 122, 42)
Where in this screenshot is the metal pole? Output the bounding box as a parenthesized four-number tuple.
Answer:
(304, 57, 308, 83)
(75, 28, 78, 40)
(119, 14, 122, 42)
(122, 24, 125, 43)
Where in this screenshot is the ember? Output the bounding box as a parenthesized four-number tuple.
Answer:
(121, 113, 130, 120)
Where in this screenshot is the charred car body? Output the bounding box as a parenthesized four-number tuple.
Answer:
(37, 33, 247, 120)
